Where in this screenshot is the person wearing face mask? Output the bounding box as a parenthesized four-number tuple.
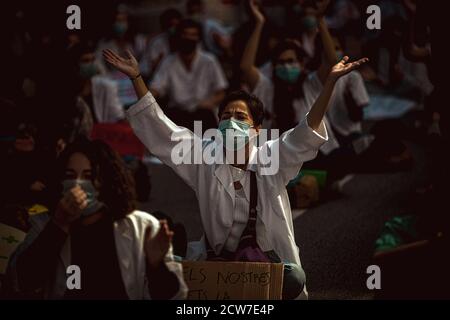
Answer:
(241, 0, 339, 147)
(186, 0, 232, 58)
(148, 19, 228, 132)
(70, 43, 124, 126)
(310, 36, 370, 147)
(300, 34, 370, 183)
(8, 139, 187, 300)
(300, 5, 321, 59)
(102, 14, 368, 298)
(95, 8, 148, 108)
(141, 8, 183, 78)
(243, 0, 370, 184)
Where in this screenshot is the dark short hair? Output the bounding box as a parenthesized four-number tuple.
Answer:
(175, 18, 203, 39)
(160, 8, 182, 30)
(218, 90, 265, 127)
(271, 39, 307, 65)
(56, 138, 137, 221)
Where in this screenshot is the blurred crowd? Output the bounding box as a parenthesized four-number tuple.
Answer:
(0, 0, 446, 299)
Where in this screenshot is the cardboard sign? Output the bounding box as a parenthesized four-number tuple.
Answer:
(182, 261, 284, 300)
(91, 123, 145, 159)
(0, 223, 26, 274)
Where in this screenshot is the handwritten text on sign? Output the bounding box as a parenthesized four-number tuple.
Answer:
(182, 261, 283, 300)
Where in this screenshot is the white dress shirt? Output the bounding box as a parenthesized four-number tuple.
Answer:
(224, 166, 273, 252)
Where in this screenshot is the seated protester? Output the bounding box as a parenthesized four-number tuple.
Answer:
(302, 39, 370, 182)
(310, 36, 370, 150)
(149, 19, 228, 132)
(2, 123, 56, 208)
(8, 139, 187, 300)
(324, 0, 361, 33)
(140, 8, 183, 78)
(230, 0, 280, 91)
(95, 8, 144, 107)
(299, 4, 321, 60)
(241, 1, 338, 144)
(70, 43, 125, 125)
(242, 0, 368, 183)
(186, 0, 232, 58)
(102, 26, 367, 300)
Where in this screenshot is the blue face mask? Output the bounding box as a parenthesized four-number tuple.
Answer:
(218, 119, 252, 151)
(79, 62, 98, 79)
(62, 179, 105, 217)
(113, 22, 128, 37)
(275, 64, 302, 84)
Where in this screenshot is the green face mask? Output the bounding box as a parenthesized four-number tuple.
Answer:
(218, 119, 252, 151)
(275, 64, 302, 84)
(79, 62, 98, 79)
(336, 51, 344, 61)
(302, 16, 318, 30)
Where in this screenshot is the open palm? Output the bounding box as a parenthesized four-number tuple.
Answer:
(330, 56, 369, 80)
(103, 49, 139, 78)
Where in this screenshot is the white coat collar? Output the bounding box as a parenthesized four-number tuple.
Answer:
(213, 143, 259, 204)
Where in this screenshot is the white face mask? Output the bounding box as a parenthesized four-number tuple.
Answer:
(62, 179, 105, 217)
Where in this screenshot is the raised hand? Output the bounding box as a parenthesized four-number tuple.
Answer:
(103, 49, 140, 78)
(144, 220, 174, 268)
(329, 56, 369, 81)
(53, 185, 87, 233)
(249, 0, 265, 24)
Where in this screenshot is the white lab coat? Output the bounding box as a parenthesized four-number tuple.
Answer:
(8, 210, 188, 300)
(126, 93, 328, 276)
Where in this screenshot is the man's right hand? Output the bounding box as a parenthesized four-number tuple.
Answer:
(103, 49, 140, 79)
(53, 185, 87, 233)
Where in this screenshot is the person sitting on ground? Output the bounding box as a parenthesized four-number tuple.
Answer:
(149, 19, 228, 132)
(8, 139, 187, 300)
(103, 34, 367, 299)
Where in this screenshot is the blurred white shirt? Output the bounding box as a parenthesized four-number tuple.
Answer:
(150, 49, 228, 112)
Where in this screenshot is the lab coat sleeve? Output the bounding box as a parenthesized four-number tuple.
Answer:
(270, 115, 329, 184)
(126, 92, 200, 191)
